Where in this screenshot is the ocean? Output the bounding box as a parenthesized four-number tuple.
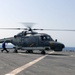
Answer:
(63, 47, 75, 51)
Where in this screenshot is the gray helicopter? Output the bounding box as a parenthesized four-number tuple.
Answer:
(0, 23, 66, 54)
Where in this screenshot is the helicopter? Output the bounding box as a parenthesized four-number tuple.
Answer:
(0, 23, 66, 54)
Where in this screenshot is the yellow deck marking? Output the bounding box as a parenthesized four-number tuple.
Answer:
(5, 51, 54, 75)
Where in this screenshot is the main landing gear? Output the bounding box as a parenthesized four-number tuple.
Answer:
(13, 48, 18, 53)
(26, 50, 33, 53)
(13, 49, 46, 55)
(41, 50, 46, 55)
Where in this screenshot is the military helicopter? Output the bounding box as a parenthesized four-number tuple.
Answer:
(0, 23, 66, 54)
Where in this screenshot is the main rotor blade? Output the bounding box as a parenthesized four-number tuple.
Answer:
(45, 29, 75, 31)
(0, 28, 75, 31)
(33, 29, 75, 31)
(0, 28, 28, 30)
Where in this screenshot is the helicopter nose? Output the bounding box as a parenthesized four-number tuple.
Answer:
(58, 43, 65, 49)
(50, 42, 65, 51)
(50, 42, 65, 48)
(56, 43, 65, 49)
(62, 43, 65, 48)
(56, 43, 65, 51)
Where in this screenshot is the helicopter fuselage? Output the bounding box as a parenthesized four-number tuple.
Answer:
(10, 33, 65, 51)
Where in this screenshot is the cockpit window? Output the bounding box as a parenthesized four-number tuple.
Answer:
(43, 36, 46, 40)
(47, 36, 50, 40)
(41, 36, 50, 40)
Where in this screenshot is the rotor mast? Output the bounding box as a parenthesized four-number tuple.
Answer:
(21, 22, 37, 35)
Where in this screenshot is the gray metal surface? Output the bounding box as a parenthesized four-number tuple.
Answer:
(0, 49, 75, 75)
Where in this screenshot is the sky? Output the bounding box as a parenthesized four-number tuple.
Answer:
(0, 0, 75, 47)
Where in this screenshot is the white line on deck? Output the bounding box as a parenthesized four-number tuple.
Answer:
(5, 51, 54, 75)
(70, 55, 75, 57)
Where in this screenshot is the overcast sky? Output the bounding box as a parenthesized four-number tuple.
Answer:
(0, 0, 75, 47)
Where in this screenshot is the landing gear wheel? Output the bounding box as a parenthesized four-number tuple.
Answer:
(26, 50, 33, 53)
(13, 49, 18, 53)
(26, 50, 28, 53)
(30, 50, 33, 53)
(41, 50, 46, 55)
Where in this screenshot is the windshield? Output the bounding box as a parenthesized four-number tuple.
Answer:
(41, 35, 54, 41)
(41, 36, 50, 40)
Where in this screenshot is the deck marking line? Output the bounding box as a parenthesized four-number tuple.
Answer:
(18, 53, 28, 55)
(5, 51, 54, 75)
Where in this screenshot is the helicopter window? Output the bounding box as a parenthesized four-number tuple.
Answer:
(41, 36, 50, 40)
(47, 36, 50, 40)
(43, 36, 46, 40)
